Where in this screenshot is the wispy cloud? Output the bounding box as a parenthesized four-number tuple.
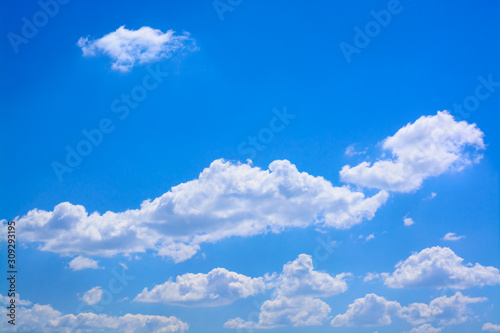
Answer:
(77, 26, 197, 71)
(442, 232, 466, 241)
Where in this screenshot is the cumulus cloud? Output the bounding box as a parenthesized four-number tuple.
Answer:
(68, 256, 102, 271)
(0, 294, 188, 333)
(442, 232, 465, 241)
(15, 159, 388, 263)
(225, 254, 350, 328)
(331, 292, 485, 329)
(331, 293, 401, 327)
(77, 26, 196, 71)
(135, 268, 271, 307)
(340, 111, 485, 192)
(400, 292, 486, 326)
(383, 246, 500, 289)
(404, 217, 415, 226)
(275, 254, 350, 298)
(82, 287, 103, 305)
(224, 296, 331, 329)
(483, 323, 500, 331)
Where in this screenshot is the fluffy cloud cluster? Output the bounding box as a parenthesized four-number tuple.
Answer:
(0, 295, 188, 333)
(331, 293, 400, 327)
(383, 246, 500, 289)
(77, 26, 196, 71)
(331, 292, 485, 330)
(16, 159, 388, 262)
(224, 254, 350, 328)
(68, 256, 102, 271)
(340, 111, 485, 192)
(400, 292, 486, 326)
(135, 268, 271, 306)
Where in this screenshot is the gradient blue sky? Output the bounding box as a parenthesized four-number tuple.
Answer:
(1, 1, 499, 332)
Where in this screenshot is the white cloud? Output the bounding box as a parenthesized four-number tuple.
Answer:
(400, 292, 486, 326)
(224, 254, 350, 328)
(442, 232, 465, 241)
(331, 292, 485, 329)
(404, 217, 415, 226)
(275, 254, 350, 298)
(409, 324, 443, 333)
(0, 294, 31, 306)
(82, 286, 103, 305)
(383, 246, 500, 289)
(16, 159, 388, 263)
(483, 323, 500, 331)
(67, 256, 102, 271)
(426, 192, 437, 200)
(340, 111, 485, 192)
(0, 294, 188, 333)
(224, 296, 331, 329)
(366, 234, 375, 241)
(345, 144, 366, 156)
(364, 272, 380, 282)
(134, 268, 271, 307)
(77, 26, 196, 71)
(331, 293, 401, 327)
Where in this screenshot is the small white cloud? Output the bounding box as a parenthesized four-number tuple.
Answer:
(68, 256, 102, 271)
(404, 217, 415, 226)
(345, 144, 367, 156)
(442, 232, 465, 241)
(366, 234, 375, 241)
(383, 246, 500, 289)
(425, 192, 437, 200)
(409, 324, 443, 333)
(119, 262, 128, 270)
(364, 272, 380, 282)
(77, 26, 197, 71)
(340, 111, 485, 192)
(82, 287, 103, 305)
(483, 323, 500, 331)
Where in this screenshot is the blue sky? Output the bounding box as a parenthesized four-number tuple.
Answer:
(1, 0, 499, 332)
